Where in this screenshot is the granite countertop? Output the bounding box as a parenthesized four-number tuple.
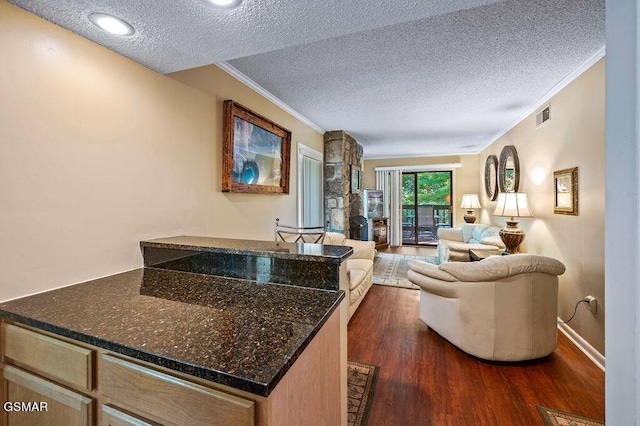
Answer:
(0, 268, 344, 396)
(141, 235, 353, 263)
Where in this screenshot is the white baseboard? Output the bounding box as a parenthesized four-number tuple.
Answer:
(557, 320, 605, 372)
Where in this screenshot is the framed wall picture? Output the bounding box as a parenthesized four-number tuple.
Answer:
(554, 167, 578, 215)
(351, 165, 361, 194)
(222, 100, 291, 194)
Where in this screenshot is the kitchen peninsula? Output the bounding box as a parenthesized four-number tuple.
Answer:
(0, 236, 350, 425)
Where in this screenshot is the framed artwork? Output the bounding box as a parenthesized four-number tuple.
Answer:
(222, 100, 291, 194)
(554, 167, 578, 215)
(484, 155, 498, 201)
(351, 165, 361, 194)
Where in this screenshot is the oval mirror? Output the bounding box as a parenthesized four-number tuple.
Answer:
(484, 155, 498, 201)
(498, 145, 520, 192)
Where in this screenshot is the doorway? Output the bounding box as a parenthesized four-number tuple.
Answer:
(297, 144, 323, 227)
(401, 171, 452, 245)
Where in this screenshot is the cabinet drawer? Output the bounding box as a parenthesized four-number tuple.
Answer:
(102, 405, 155, 426)
(100, 354, 255, 426)
(0, 323, 93, 391)
(1, 363, 94, 426)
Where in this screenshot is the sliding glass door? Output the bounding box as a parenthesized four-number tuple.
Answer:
(402, 171, 452, 245)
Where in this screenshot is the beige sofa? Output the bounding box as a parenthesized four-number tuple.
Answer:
(437, 224, 505, 263)
(407, 254, 566, 361)
(324, 232, 375, 320)
(276, 227, 375, 320)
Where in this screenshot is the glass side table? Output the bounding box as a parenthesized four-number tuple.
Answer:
(469, 248, 505, 262)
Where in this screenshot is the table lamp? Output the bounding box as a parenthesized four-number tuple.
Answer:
(492, 192, 533, 254)
(460, 194, 481, 223)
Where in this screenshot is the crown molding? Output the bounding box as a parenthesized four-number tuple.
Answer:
(374, 163, 462, 172)
(216, 62, 325, 134)
(478, 46, 606, 153)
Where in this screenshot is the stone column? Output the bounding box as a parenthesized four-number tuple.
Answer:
(323, 131, 363, 238)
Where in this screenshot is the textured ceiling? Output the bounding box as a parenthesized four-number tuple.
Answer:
(10, 0, 605, 158)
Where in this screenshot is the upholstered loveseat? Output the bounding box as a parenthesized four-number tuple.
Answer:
(407, 254, 566, 361)
(276, 225, 375, 320)
(437, 224, 505, 263)
(324, 232, 375, 320)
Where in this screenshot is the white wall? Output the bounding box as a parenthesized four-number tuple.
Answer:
(604, 0, 639, 423)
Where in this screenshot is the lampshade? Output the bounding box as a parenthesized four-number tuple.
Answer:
(460, 194, 481, 209)
(492, 192, 533, 218)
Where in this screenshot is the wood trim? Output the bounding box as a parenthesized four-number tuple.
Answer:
(1, 323, 93, 391)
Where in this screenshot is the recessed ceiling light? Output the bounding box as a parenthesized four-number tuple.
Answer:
(207, 0, 243, 8)
(89, 13, 135, 36)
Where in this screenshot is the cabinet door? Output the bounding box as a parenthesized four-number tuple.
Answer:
(0, 364, 93, 426)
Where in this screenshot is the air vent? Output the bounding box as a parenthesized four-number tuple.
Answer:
(536, 105, 551, 127)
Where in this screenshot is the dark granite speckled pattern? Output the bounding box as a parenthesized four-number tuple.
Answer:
(141, 235, 353, 263)
(143, 248, 341, 290)
(142, 236, 353, 291)
(0, 268, 344, 396)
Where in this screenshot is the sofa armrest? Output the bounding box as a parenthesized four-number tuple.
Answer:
(408, 260, 457, 282)
(343, 239, 376, 261)
(437, 227, 464, 242)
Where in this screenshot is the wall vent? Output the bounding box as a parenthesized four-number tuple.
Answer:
(536, 105, 551, 127)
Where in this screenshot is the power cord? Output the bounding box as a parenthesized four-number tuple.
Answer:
(558, 298, 589, 324)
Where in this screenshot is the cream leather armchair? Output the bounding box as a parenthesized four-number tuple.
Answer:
(407, 254, 566, 361)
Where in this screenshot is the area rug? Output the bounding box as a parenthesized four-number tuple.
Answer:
(537, 406, 604, 426)
(373, 253, 438, 289)
(348, 360, 379, 426)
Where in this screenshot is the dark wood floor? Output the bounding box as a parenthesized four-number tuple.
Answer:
(348, 285, 605, 426)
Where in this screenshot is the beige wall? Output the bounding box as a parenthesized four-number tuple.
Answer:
(166, 66, 323, 234)
(0, 1, 321, 301)
(362, 155, 480, 227)
(479, 59, 605, 354)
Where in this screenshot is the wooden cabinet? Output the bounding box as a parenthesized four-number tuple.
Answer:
(1, 323, 95, 426)
(1, 323, 93, 391)
(100, 354, 254, 426)
(370, 217, 389, 249)
(0, 309, 341, 425)
(1, 364, 93, 426)
(102, 405, 154, 426)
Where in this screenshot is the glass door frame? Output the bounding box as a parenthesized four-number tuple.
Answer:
(401, 170, 453, 245)
(297, 143, 324, 227)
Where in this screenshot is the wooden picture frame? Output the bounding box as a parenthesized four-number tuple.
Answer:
(222, 100, 291, 194)
(554, 167, 578, 215)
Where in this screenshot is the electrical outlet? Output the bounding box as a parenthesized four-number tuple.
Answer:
(585, 295, 597, 314)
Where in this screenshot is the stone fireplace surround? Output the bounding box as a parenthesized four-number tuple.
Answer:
(323, 131, 363, 239)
